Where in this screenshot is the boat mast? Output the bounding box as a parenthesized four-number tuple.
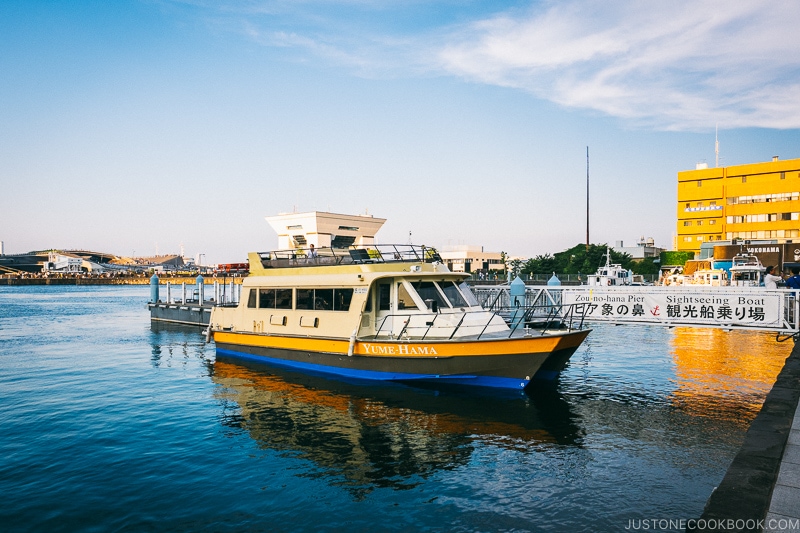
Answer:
(586, 146, 590, 252)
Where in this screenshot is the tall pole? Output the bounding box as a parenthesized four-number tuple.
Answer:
(586, 146, 590, 252)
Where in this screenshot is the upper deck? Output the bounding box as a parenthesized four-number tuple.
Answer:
(248, 244, 445, 274)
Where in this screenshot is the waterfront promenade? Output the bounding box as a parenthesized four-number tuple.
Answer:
(694, 338, 800, 533)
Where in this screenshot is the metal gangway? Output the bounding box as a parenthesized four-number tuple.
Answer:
(472, 285, 800, 342)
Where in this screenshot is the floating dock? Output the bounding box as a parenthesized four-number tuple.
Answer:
(147, 273, 240, 327)
(148, 301, 213, 327)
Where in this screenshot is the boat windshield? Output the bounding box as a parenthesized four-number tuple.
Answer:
(406, 280, 478, 309)
(411, 281, 449, 309)
(439, 281, 469, 308)
(457, 281, 480, 307)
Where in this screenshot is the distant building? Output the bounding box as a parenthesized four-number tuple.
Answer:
(46, 251, 84, 273)
(45, 251, 107, 273)
(677, 156, 800, 255)
(265, 211, 386, 250)
(140, 255, 184, 269)
(437, 245, 504, 275)
(612, 238, 664, 260)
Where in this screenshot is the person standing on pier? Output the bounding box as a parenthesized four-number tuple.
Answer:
(764, 265, 782, 289)
(786, 267, 800, 289)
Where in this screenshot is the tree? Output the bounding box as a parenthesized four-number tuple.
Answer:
(521, 244, 636, 276)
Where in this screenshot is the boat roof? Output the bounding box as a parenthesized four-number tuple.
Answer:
(730, 253, 765, 270)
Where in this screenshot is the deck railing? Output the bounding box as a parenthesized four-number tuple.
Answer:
(254, 244, 442, 269)
(373, 303, 589, 340)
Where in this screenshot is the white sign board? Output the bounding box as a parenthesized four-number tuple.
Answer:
(561, 288, 786, 328)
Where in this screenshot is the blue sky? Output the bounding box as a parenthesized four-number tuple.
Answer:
(2, 0, 799, 265)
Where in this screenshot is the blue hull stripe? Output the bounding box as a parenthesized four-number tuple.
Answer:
(215, 347, 530, 390)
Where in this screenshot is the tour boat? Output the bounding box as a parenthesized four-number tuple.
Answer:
(660, 259, 730, 287)
(208, 244, 590, 391)
(729, 253, 766, 287)
(586, 247, 633, 286)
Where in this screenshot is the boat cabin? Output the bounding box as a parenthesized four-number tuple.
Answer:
(729, 253, 766, 287)
(222, 244, 509, 341)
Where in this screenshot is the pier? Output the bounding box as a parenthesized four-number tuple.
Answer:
(690, 339, 800, 532)
(472, 285, 800, 338)
(147, 275, 241, 326)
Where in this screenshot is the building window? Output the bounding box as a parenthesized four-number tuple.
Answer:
(709, 220, 716, 225)
(683, 221, 692, 226)
(697, 236, 704, 241)
(697, 220, 703, 226)
(742, 176, 747, 183)
(697, 180, 702, 187)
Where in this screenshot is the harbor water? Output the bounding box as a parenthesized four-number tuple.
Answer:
(0, 286, 791, 532)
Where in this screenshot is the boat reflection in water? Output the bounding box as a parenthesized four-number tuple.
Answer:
(149, 321, 214, 373)
(669, 327, 788, 426)
(211, 356, 581, 493)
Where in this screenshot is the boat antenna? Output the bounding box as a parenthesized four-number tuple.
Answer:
(586, 146, 590, 252)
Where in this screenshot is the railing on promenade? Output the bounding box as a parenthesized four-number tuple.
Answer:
(466, 273, 661, 284)
(471, 285, 800, 339)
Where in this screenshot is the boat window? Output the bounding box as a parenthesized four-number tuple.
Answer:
(440, 281, 468, 308)
(257, 288, 293, 309)
(315, 289, 334, 310)
(378, 283, 391, 311)
(247, 289, 257, 308)
(397, 282, 421, 310)
(296, 289, 314, 310)
(411, 281, 449, 309)
(259, 288, 276, 308)
(294, 288, 354, 311)
(333, 289, 353, 311)
(364, 287, 373, 312)
(276, 289, 292, 309)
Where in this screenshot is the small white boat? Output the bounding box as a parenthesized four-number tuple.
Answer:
(586, 248, 633, 286)
(729, 253, 766, 287)
(660, 260, 729, 287)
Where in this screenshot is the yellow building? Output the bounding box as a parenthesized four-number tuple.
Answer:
(676, 156, 800, 254)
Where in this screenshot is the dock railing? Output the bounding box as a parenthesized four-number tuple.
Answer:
(160, 280, 241, 307)
(472, 285, 800, 339)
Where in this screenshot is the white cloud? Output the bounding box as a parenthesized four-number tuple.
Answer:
(180, 0, 800, 130)
(437, 0, 800, 130)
